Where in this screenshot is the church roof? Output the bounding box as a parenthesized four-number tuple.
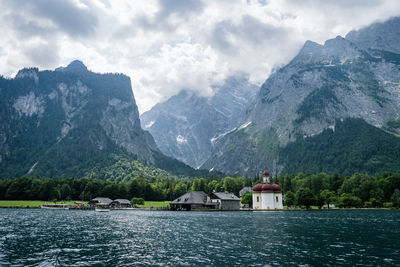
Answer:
(252, 183, 281, 193)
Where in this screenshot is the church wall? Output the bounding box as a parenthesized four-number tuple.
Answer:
(274, 193, 283, 209)
(253, 192, 261, 209)
(261, 192, 275, 209)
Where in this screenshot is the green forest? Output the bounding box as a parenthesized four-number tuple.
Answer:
(280, 118, 400, 175)
(1, 172, 399, 208)
(273, 172, 400, 208)
(0, 175, 253, 202)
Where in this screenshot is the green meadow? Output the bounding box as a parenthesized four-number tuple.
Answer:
(0, 200, 170, 209)
(0, 200, 79, 208)
(138, 201, 170, 208)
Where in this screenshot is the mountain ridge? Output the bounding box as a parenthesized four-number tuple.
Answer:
(202, 16, 400, 176)
(0, 61, 204, 179)
(140, 74, 258, 168)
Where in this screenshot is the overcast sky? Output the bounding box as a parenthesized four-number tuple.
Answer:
(1, 0, 400, 113)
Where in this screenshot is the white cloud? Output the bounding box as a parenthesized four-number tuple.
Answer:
(1, 0, 400, 112)
(136, 42, 228, 108)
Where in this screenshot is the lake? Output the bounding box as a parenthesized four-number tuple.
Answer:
(0, 209, 399, 266)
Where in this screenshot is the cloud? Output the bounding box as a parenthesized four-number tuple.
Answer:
(134, 0, 204, 32)
(210, 15, 295, 54)
(158, 0, 204, 18)
(134, 42, 228, 110)
(3, 0, 98, 37)
(24, 40, 60, 67)
(0, 0, 400, 113)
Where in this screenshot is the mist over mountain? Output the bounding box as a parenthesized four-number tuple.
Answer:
(0, 61, 200, 179)
(141, 75, 258, 168)
(202, 17, 400, 176)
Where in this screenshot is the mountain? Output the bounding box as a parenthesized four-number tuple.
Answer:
(0, 60, 200, 179)
(140, 75, 258, 168)
(202, 17, 400, 176)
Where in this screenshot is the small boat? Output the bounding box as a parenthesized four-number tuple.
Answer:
(95, 207, 110, 212)
(41, 203, 71, 210)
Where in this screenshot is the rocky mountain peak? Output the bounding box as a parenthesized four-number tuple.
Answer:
(140, 75, 258, 168)
(293, 35, 360, 66)
(299, 40, 322, 53)
(15, 68, 39, 83)
(56, 60, 88, 73)
(346, 16, 400, 54)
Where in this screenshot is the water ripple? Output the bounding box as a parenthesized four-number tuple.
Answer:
(0, 209, 399, 266)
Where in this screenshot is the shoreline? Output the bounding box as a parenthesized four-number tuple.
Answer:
(0, 200, 398, 211)
(0, 206, 398, 211)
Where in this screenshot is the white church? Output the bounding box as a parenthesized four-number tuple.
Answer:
(252, 170, 283, 210)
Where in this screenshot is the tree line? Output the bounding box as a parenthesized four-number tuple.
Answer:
(273, 172, 400, 208)
(0, 176, 254, 202)
(0, 172, 399, 209)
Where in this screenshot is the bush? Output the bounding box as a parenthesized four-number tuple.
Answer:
(131, 197, 144, 206)
(284, 191, 295, 207)
(383, 202, 393, 208)
(391, 189, 400, 207)
(364, 201, 372, 208)
(241, 192, 252, 207)
(296, 188, 314, 209)
(337, 193, 362, 208)
(369, 198, 381, 208)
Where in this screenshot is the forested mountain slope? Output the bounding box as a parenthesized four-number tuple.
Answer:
(0, 61, 203, 179)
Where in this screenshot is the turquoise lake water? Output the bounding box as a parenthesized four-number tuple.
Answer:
(0, 209, 399, 266)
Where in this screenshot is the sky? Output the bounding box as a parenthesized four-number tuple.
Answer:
(1, 0, 400, 113)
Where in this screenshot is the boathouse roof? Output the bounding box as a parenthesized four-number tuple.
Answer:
(90, 197, 113, 204)
(210, 192, 240, 201)
(239, 187, 253, 197)
(112, 199, 131, 204)
(170, 191, 207, 205)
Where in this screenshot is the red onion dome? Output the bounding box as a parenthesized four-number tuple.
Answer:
(262, 170, 270, 177)
(261, 183, 273, 192)
(271, 184, 281, 192)
(252, 184, 263, 192)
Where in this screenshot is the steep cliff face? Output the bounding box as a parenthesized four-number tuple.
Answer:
(202, 17, 400, 176)
(0, 61, 175, 178)
(140, 75, 258, 168)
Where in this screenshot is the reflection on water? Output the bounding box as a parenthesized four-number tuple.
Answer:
(0, 209, 399, 266)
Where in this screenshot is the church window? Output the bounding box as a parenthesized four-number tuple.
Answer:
(276, 196, 278, 202)
(257, 196, 260, 202)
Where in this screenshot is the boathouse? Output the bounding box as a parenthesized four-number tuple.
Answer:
(170, 191, 216, 211)
(89, 197, 113, 207)
(110, 199, 132, 208)
(209, 192, 240, 210)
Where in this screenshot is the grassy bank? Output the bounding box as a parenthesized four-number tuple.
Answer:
(138, 201, 170, 208)
(0, 200, 170, 209)
(0, 200, 81, 208)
